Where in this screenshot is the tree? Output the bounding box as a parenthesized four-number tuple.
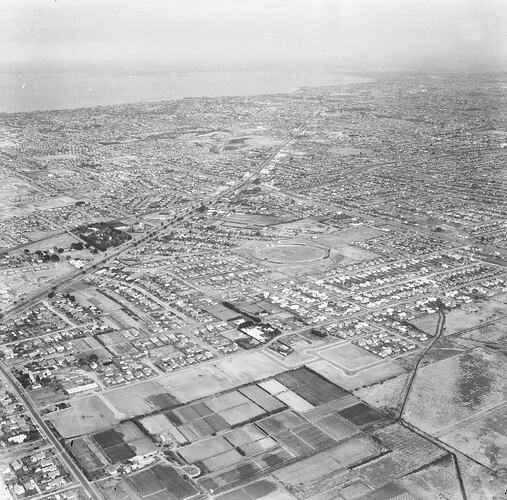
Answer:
(50, 254, 60, 262)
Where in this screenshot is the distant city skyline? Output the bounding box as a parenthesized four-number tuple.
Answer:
(1, 0, 506, 71)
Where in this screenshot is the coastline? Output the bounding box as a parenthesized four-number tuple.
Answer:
(0, 70, 373, 114)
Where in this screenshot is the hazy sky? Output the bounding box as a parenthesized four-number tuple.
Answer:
(1, 0, 506, 71)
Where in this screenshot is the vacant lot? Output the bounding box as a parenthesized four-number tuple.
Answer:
(105, 381, 171, 418)
(319, 343, 382, 372)
(439, 402, 507, 470)
(159, 364, 239, 402)
(218, 351, 286, 385)
(48, 395, 118, 438)
(308, 358, 406, 391)
(404, 348, 507, 435)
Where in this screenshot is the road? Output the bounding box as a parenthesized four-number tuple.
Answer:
(2, 119, 312, 321)
(0, 117, 313, 500)
(0, 361, 102, 500)
(398, 307, 446, 420)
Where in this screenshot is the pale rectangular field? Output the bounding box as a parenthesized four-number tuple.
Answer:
(48, 395, 119, 438)
(314, 413, 359, 441)
(202, 449, 244, 472)
(307, 359, 406, 391)
(179, 436, 232, 463)
(139, 414, 174, 435)
(158, 365, 239, 402)
(217, 351, 287, 384)
(104, 380, 171, 418)
(319, 343, 382, 371)
(219, 402, 265, 425)
(276, 390, 314, 413)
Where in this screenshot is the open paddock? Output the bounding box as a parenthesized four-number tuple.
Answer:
(105, 381, 173, 418)
(327, 435, 381, 467)
(179, 436, 233, 463)
(308, 358, 406, 391)
(319, 343, 383, 372)
(48, 395, 118, 438)
(440, 402, 507, 470)
(314, 413, 359, 440)
(404, 348, 507, 436)
(159, 365, 238, 402)
(97, 478, 139, 500)
(218, 351, 286, 385)
(74, 287, 124, 311)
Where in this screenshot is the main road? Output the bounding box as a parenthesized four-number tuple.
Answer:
(0, 360, 101, 500)
(0, 117, 314, 499)
(3, 118, 313, 320)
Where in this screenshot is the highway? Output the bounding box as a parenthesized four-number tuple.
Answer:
(2, 118, 312, 321)
(0, 117, 313, 500)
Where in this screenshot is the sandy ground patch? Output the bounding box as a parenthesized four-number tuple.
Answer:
(48, 395, 119, 438)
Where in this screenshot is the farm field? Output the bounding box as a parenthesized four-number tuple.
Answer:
(68, 437, 108, 475)
(274, 367, 349, 406)
(92, 428, 136, 463)
(216, 479, 293, 500)
(128, 464, 198, 500)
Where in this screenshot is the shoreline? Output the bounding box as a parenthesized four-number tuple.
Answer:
(0, 70, 373, 115)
